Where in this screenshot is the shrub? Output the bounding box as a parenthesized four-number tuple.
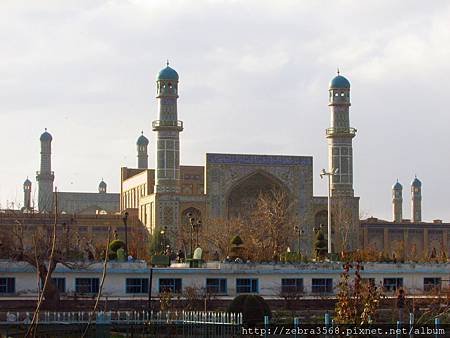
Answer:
(230, 235, 245, 260)
(281, 251, 302, 263)
(230, 235, 244, 246)
(227, 295, 271, 326)
(314, 228, 327, 261)
(109, 240, 125, 252)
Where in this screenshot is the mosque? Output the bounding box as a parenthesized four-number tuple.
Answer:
(19, 63, 447, 257)
(119, 64, 360, 255)
(23, 129, 120, 215)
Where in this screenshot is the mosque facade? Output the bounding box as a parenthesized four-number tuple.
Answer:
(119, 64, 360, 255)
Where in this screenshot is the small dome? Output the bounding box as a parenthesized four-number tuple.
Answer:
(137, 133, 149, 146)
(329, 74, 350, 89)
(24, 178, 31, 186)
(99, 180, 107, 189)
(393, 181, 402, 190)
(40, 129, 53, 142)
(412, 177, 422, 187)
(157, 65, 179, 81)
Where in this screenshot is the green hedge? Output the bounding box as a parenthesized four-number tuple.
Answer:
(227, 295, 271, 325)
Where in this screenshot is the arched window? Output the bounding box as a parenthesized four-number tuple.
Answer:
(314, 210, 328, 229)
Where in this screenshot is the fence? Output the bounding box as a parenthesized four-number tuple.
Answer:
(0, 310, 243, 337)
(265, 312, 444, 338)
(2, 310, 445, 337)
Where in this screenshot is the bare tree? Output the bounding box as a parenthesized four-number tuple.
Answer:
(0, 218, 91, 308)
(200, 217, 245, 259)
(82, 227, 111, 338)
(333, 198, 355, 254)
(335, 262, 384, 325)
(392, 240, 406, 263)
(128, 226, 149, 260)
(249, 189, 294, 261)
(199, 189, 295, 262)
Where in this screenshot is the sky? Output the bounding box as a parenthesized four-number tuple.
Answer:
(1, 0, 450, 221)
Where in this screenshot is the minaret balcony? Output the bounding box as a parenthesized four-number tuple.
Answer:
(36, 171, 55, 180)
(152, 120, 183, 131)
(326, 127, 357, 137)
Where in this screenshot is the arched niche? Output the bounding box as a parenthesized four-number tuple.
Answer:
(314, 210, 328, 229)
(181, 207, 202, 223)
(225, 171, 289, 219)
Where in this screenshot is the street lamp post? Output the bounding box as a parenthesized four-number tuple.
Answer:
(160, 227, 166, 255)
(194, 219, 202, 248)
(320, 168, 338, 254)
(293, 225, 304, 255)
(187, 212, 202, 257)
(187, 213, 194, 257)
(148, 265, 153, 311)
(122, 211, 129, 256)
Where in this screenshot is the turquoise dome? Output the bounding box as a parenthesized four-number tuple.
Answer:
(412, 177, 422, 187)
(40, 130, 52, 142)
(393, 181, 402, 190)
(157, 65, 179, 81)
(137, 133, 149, 146)
(329, 75, 350, 89)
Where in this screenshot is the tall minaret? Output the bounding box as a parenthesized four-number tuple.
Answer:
(392, 180, 403, 222)
(327, 71, 356, 197)
(23, 178, 32, 211)
(137, 131, 149, 169)
(152, 62, 183, 193)
(411, 176, 422, 222)
(36, 129, 54, 212)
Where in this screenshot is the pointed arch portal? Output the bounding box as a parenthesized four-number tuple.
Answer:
(226, 171, 288, 219)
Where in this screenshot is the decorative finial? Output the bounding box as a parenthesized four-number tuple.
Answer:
(166, 59, 169, 67)
(45, 127, 47, 131)
(141, 130, 144, 135)
(337, 68, 340, 75)
(396, 178, 399, 183)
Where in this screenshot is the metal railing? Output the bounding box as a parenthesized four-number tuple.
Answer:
(35, 171, 55, 176)
(0, 310, 242, 337)
(0, 310, 241, 325)
(152, 120, 183, 130)
(326, 127, 357, 136)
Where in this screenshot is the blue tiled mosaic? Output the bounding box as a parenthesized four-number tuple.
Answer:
(206, 153, 312, 166)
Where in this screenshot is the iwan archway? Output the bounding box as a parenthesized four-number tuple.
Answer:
(225, 170, 289, 219)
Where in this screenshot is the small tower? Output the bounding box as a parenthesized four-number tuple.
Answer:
(99, 179, 107, 194)
(392, 180, 403, 222)
(137, 131, 149, 169)
(23, 178, 32, 211)
(327, 71, 357, 197)
(411, 176, 422, 222)
(36, 129, 54, 212)
(152, 62, 183, 193)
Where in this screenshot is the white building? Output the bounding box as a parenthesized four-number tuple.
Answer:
(0, 261, 447, 300)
